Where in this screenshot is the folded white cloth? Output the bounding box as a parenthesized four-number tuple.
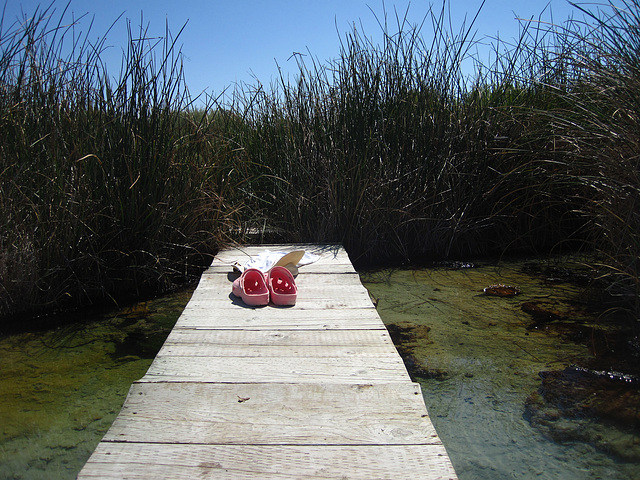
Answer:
(235, 250, 320, 273)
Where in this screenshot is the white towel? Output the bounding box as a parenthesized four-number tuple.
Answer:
(235, 250, 320, 273)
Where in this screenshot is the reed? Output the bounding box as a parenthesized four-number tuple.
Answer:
(0, 4, 241, 324)
(225, 2, 588, 265)
(2, 0, 640, 326)
(541, 0, 640, 314)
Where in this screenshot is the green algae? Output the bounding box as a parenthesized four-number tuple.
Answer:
(2, 257, 639, 480)
(360, 259, 640, 480)
(0, 289, 193, 480)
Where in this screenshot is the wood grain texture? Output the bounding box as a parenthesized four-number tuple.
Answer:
(173, 307, 384, 330)
(162, 328, 395, 346)
(142, 355, 410, 383)
(79, 443, 458, 479)
(77, 244, 458, 479)
(102, 382, 439, 445)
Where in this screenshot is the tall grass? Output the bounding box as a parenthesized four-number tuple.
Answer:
(543, 0, 640, 314)
(0, 4, 241, 324)
(224, 2, 590, 265)
(2, 0, 640, 327)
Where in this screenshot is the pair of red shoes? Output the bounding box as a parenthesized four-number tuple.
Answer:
(232, 266, 297, 306)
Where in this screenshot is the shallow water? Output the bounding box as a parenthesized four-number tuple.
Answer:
(1, 258, 638, 479)
(360, 258, 640, 480)
(0, 290, 193, 480)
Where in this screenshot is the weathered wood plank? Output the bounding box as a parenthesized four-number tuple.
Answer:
(158, 344, 400, 357)
(175, 304, 379, 320)
(162, 328, 395, 346)
(158, 328, 400, 357)
(141, 355, 411, 383)
(172, 315, 385, 331)
(79, 443, 458, 480)
(184, 291, 375, 310)
(182, 299, 376, 311)
(102, 382, 439, 446)
(171, 307, 385, 331)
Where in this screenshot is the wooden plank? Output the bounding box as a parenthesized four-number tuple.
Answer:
(172, 314, 385, 331)
(79, 443, 458, 480)
(141, 355, 411, 383)
(158, 329, 400, 357)
(172, 314, 384, 331)
(173, 305, 382, 327)
(158, 344, 400, 357)
(185, 297, 375, 311)
(162, 328, 395, 346)
(102, 382, 439, 446)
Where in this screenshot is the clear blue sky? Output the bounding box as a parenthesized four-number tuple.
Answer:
(4, 0, 594, 101)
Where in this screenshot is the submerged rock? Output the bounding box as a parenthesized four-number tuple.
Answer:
(402, 353, 450, 381)
(521, 301, 562, 323)
(385, 323, 448, 381)
(524, 365, 640, 461)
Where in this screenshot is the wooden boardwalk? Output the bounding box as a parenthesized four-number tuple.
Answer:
(78, 244, 457, 479)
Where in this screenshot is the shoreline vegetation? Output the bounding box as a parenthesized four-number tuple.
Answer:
(1, 1, 639, 337)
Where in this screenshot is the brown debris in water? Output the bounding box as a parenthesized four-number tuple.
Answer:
(483, 284, 520, 297)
